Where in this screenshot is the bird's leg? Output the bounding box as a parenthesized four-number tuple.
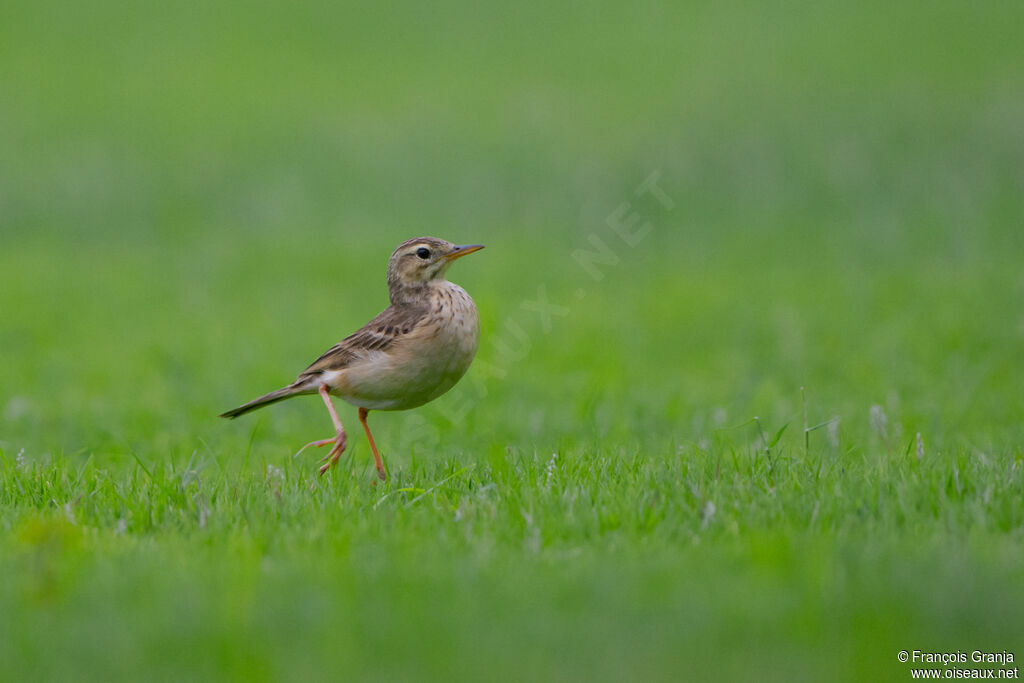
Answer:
(358, 407, 387, 481)
(293, 384, 347, 476)
(317, 385, 348, 475)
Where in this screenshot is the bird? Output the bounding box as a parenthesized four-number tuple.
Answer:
(220, 237, 484, 481)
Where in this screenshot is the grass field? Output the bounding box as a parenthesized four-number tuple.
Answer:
(2, 1, 1024, 681)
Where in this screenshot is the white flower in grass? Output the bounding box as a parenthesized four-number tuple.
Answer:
(544, 453, 559, 486)
(869, 405, 888, 440)
(915, 432, 924, 462)
(266, 464, 285, 482)
(700, 500, 716, 529)
(15, 449, 26, 469)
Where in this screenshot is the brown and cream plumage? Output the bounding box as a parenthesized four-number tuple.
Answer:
(220, 237, 484, 480)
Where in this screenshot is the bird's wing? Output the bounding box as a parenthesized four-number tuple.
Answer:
(298, 303, 431, 377)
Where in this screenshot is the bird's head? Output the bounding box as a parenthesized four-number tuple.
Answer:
(386, 237, 484, 302)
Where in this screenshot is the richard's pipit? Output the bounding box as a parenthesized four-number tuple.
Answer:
(220, 237, 484, 481)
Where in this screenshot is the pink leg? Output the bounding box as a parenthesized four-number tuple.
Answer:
(293, 384, 348, 476)
(320, 383, 344, 434)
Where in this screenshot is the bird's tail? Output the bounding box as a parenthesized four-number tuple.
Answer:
(219, 382, 309, 419)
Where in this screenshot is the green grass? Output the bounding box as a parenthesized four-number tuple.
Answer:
(2, 1, 1024, 681)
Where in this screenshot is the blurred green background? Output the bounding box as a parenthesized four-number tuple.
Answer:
(2, 1, 1023, 681)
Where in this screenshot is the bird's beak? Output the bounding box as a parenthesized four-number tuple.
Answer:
(445, 244, 485, 261)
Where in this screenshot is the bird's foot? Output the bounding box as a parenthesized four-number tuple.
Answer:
(294, 437, 335, 458)
(294, 431, 347, 476)
(316, 432, 347, 476)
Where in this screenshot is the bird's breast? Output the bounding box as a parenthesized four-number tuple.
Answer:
(337, 282, 479, 410)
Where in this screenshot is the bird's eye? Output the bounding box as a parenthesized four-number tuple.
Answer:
(416, 247, 431, 259)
